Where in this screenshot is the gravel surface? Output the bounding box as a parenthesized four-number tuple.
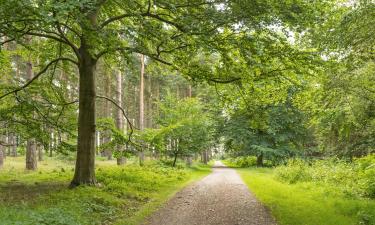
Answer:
(143, 161, 276, 225)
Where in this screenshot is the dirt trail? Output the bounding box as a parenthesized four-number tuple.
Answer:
(143, 161, 276, 225)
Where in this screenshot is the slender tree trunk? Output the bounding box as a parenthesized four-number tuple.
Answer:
(202, 150, 208, 164)
(26, 140, 37, 170)
(9, 134, 17, 157)
(188, 85, 192, 98)
(38, 144, 43, 161)
(0, 134, 5, 168)
(186, 156, 192, 167)
(25, 37, 37, 170)
(0, 146, 3, 169)
(257, 152, 263, 167)
(139, 54, 145, 166)
(172, 152, 178, 167)
(115, 70, 126, 165)
(1, 135, 6, 160)
(70, 38, 97, 187)
(103, 69, 112, 159)
(147, 76, 152, 128)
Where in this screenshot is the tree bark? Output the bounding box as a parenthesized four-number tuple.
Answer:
(172, 152, 178, 167)
(139, 54, 145, 166)
(0, 135, 5, 168)
(257, 152, 263, 167)
(70, 39, 97, 187)
(26, 139, 37, 170)
(10, 134, 17, 157)
(0, 146, 3, 169)
(38, 144, 43, 161)
(103, 69, 112, 159)
(25, 37, 37, 170)
(115, 70, 126, 165)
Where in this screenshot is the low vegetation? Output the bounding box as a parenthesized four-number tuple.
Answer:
(227, 156, 375, 225)
(0, 157, 211, 225)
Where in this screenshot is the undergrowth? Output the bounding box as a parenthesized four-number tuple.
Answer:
(0, 157, 211, 225)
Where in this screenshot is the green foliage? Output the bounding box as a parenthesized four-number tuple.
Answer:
(275, 155, 375, 199)
(223, 156, 258, 168)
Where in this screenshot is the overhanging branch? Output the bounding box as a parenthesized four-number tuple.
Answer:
(0, 57, 78, 100)
(95, 95, 135, 144)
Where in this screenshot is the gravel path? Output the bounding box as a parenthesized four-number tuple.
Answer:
(143, 161, 276, 225)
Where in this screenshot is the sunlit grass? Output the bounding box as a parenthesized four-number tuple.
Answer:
(237, 168, 375, 225)
(0, 156, 211, 225)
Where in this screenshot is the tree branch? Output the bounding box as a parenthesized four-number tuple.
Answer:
(95, 95, 135, 143)
(0, 57, 78, 100)
(209, 77, 242, 84)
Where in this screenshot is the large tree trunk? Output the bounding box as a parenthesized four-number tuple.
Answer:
(139, 54, 145, 166)
(25, 38, 37, 170)
(70, 40, 97, 187)
(115, 70, 126, 165)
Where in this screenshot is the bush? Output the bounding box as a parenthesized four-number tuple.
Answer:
(274, 159, 312, 184)
(274, 155, 375, 199)
(223, 156, 257, 167)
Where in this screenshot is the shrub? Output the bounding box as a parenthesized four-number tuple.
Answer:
(274, 155, 375, 199)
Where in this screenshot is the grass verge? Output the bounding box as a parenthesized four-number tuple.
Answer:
(236, 168, 375, 225)
(0, 157, 211, 225)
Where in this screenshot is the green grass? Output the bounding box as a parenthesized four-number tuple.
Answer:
(0, 157, 211, 225)
(236, 168, 375, 225)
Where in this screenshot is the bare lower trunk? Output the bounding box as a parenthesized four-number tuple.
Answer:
(26, 139, 37, 170)
(202, 150, 208, 164)
(186, 156, 192, 167)
(139, 54, 145, 166)
(115, 70, 125, 165)
(9, 133, 17, 157)
(139, 151, 145, 166)
(257, 153, 263, 167)
(38, 144, 43, 161)
(25, 38, 37, 170)
(103, 69, 112, 159)
(70, 42, 97, 187)
(0, 147, 3, 169)
(172, 153, 178, 167)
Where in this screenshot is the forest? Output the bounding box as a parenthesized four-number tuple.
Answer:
(0, 0, 374, 225)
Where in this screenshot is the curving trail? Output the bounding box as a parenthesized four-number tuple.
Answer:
(143, 161, 276, 225)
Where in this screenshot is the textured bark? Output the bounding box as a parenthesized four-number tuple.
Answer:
(103, 70, 112, 159)
(26, 139, 37, 170)
(257, 153, 263, 167)
(186, 156, 192, 167)
(139, 54, 145, 166)
(70, 37, 97, 187)
(146, 76, 152, 128)
(0, 147, 3, 169)
(202, 150, 208, 164)
(115, 70, 125, 165)
(38, 144, 43, 161)
(0, 135, 5, 168)
(10, 134, 17, 157)
(25, 37, 37, 170)
(1, 135, 6, 160)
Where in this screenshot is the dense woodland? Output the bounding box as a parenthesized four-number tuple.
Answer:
(0, 0, 374, 224)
